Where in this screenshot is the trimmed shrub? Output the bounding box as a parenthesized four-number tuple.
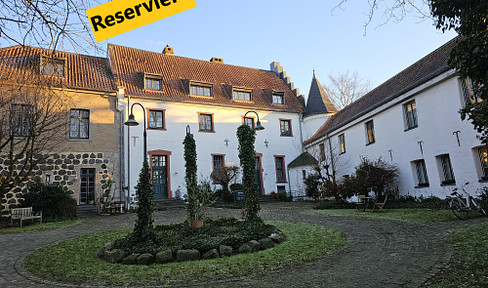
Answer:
(21, 180, 76, 220)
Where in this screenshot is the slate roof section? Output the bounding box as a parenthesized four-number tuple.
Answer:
(288, 151, 319, 168)
(108, 44, 304, 112)
(304, 38, 457, 145)
(0, 45, 115, 91)
(305, 71, 337, 116)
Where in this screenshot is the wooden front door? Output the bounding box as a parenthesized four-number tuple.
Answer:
(151, 155, 168, 199)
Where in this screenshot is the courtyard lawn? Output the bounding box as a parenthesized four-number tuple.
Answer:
(426, 221, 488, 287)
(305, 208, 459, 223)
(24, 220, 346, 286)
(0, 219, 80, 235)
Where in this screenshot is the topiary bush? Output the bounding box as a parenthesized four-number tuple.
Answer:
(21, 179, 76, 221)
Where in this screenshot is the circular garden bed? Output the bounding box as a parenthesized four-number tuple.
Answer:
(99, 216, 286, 265)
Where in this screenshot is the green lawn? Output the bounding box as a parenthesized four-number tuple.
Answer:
(305, 208, 459, 223)
(426, 221, 488, 288)
(0, 219, 80, 235)
(24, 221, 346, 286)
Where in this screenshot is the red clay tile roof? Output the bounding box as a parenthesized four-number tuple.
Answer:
(0, 45, 115, 91)
(108, 44, 304, 112)
(304, 38, 457, 146)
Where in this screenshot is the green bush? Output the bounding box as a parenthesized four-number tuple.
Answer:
(476, 186, 488, 211)
(314, 199, 356, 210)
(21, 180, 77, 221)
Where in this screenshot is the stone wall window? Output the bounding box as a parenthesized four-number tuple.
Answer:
(69, 109, 90, 139)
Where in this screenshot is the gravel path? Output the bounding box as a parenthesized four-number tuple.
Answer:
(0, 202, 483, 288)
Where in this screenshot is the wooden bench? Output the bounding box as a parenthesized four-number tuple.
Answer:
(10, 207, 42, 228)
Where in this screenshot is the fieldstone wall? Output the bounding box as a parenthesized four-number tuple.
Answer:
(1, 151, 120, 217)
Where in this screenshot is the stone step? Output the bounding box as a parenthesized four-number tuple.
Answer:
(76, 204, 99, 217)
(153, 199, 186, 211)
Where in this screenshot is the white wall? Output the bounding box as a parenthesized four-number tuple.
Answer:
(123, 98, 302, 202)
(305, 72, 487, 199)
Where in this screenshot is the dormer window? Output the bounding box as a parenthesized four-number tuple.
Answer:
(272, 92, 285, 105)
(41, 56, 65, 77)
(144, 74, 162, 91)
(190, 82, 212, 97)
(232, 88, 252, 101)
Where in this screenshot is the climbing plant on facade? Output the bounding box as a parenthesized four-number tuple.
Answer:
(183, 132, 202, 222)
(237, 124, 261, 223)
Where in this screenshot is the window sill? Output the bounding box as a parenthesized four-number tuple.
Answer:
(366, 141, 375, 146)
(198, 130, 215, 133)
(339, 152, 346, 155)
(415, 183, 430, 188)
(479, 177, 488, 183)
(68, 138, 91, 142)
(440, 180, 456, 186)
(276, 180, 288, 184)
(404, 126, 418, 132)
(280, 134, 293, 137)
(148, 127, 167, 131)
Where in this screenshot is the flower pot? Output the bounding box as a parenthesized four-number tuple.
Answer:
(189, 219, 203, 229)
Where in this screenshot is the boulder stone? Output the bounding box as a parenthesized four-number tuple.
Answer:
(137, 253, 155, 265)
(202, 249, 220, 260)
(259, 238, 276, 250)
(238, 243, 252, 254)
(156, 249, 173, 264)
(105, 249, 126, 263)
(219, 245, 233, 257)
(247, 240, 260, 252)
(269, 232, 286, 244)
(122, 253, 139, 265)
(176, 249, 200, 262)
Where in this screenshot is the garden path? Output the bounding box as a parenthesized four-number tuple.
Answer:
(0, 202, 482, 288)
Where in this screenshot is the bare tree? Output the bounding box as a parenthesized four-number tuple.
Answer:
(0, 0, 98, 53)
(0, 54, 71, 199)
(323, 70, 371, 110)
(333, 0, 431, 34)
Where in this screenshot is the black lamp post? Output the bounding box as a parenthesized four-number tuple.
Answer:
(243, 110, 265, 131)
(124, 102, 147, 162)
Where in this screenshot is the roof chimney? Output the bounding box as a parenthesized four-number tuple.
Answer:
(162, 45, 174, 55)
(210, 57, 223, 63)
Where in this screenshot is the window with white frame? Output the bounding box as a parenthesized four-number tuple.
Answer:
(69, 109, 89, 139)
(478, 147, 488, 180)
(365, 120, 375, 144)
(148, 109, 165, 129)
(412, 159, 429, 187)
(190, 83, 212, 97)
(272, 92, 285, 105)
(144, 75, 162, 91)
(232, 89, 252, 101)
(437, 154, 455, 185)
(403, 100, 418, 130)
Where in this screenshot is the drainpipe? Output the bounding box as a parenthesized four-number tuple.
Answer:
(298, 113, 304, 153)
(116, 86, 126, 212)
(327, 133, 336, 182)
(126, 95, 131, 210)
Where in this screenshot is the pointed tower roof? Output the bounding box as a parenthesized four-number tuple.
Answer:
(305, 71, 337, 116)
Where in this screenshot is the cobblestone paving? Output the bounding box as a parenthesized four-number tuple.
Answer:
(0, 202, 484, 288)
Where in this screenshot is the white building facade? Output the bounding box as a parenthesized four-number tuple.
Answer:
(302, 39, 488, 199)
